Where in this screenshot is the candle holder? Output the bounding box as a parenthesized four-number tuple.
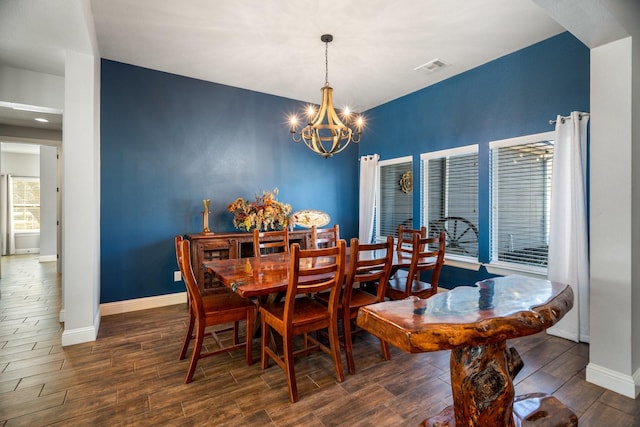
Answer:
(202, 199, 211, 233)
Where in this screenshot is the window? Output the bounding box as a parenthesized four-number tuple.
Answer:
(489, 132, 554, 271)
(421, 146, 479, 259)
(376, 156, 412, 240)
(12, 177, 40, 232)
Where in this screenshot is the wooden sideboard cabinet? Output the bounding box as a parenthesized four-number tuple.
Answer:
(186, 230, 312, 291)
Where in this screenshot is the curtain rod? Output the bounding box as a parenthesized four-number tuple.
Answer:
(549, 112, 590, 125)
(359, 154, 379, 161)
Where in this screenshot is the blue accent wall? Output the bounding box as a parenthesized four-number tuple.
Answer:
(100, 60, 359, 303)
(361, 32, 589, 287)
(101, 32, 589, 302)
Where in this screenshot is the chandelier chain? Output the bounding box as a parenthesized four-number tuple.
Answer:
(325, 39, 329, 85)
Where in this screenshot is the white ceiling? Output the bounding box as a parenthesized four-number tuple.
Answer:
(0, 0, 571, 132)
(89, 0, 565, 112)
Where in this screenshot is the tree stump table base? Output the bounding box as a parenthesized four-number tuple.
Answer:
(420, 393, 577, 427)
(356, 277, 577, 427)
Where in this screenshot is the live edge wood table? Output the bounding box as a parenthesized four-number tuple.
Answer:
(356, 275, 577, 427)
(203, 249, 414, 299)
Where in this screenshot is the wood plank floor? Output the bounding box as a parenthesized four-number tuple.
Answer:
(1, 254, 639, 426)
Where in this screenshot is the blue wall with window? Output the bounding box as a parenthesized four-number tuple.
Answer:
(361, 32, 589, 287)
(100, 60, 359, 303)
(100, 31, 588, 302)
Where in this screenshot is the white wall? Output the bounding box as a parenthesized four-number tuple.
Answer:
(1, 151, 39, 176)
(0, 65, 64, 110)
(587, 37, 636, 397)
(39, 145, 58, 261)
(582, 1, 640, 399)
(60, 50, 101, 346)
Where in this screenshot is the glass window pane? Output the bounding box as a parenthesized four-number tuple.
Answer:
(12, 177, 41, 231)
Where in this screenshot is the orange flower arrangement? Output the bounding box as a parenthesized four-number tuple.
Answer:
(228, 188, 294, 232)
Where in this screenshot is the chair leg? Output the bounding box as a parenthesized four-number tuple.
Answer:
(245, 309, 255, 365)
(283, 332, 298, 403)
(261, 315, 270, 369)
(328, 316, 345, 383)
(380, 338, 391, 361)
(185, 322, 205, 384)
(343, 314, 356, 375)
(179, 308, 195, 360)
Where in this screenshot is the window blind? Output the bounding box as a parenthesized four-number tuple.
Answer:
(422, 148, 478, 258)
(378, 159, 412, 238)
(490, 139, 553, 267)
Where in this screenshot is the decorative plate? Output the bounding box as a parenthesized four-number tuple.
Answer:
(294, 209, 331, 228)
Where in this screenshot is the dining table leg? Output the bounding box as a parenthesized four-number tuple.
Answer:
(420, 340, 577, 427)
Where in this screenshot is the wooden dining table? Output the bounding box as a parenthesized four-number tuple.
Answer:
(356, 275, 577, 427)
(203, 247, 413, 299)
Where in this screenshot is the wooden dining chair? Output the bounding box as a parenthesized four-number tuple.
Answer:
(317, 236, 394, 374)
(393, 225, 427, 280)
(310, 224, 340, 249)
(386, 232, 446, 301)
(259, 240, 346, 402)
(176, 235, 205, 361)
(175, 235, 242, 361)
(253, 229, 289, 256)
(175, 237, 256, 383)
(396, 225, 427, 255)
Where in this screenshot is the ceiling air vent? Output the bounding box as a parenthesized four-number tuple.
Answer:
(414, 58, 449, 73)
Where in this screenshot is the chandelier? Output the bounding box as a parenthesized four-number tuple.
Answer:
(289, 34, 364, 159)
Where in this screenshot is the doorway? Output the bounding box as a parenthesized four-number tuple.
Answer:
(0, 141, 61, 275)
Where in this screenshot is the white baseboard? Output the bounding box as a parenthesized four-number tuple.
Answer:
(100, 292, 187, 316)
(39, 255, 57, 262)
(61, 312, 100, 346)
(586, 362, 639, 398)
(15, 248, 40, 255)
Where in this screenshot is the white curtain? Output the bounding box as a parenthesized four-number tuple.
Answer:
(359, 154, 379, 243)
(547, 111, 590, 342)
(1, 174, 16, 255)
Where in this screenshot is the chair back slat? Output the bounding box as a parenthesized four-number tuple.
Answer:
(406, 232, 446, 288)
(283, 241, 346, 323)
(344, 236, 394, 306)
(396, 225, 426, 255)
(253, 229, 289, 256)
(311, 224, 340, 249)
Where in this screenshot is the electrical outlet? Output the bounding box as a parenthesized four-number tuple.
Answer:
(174, 271, 182, 282)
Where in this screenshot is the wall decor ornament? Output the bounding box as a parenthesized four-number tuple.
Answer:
(400, 171, 413, 193)
(228, 188, 295, 232)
